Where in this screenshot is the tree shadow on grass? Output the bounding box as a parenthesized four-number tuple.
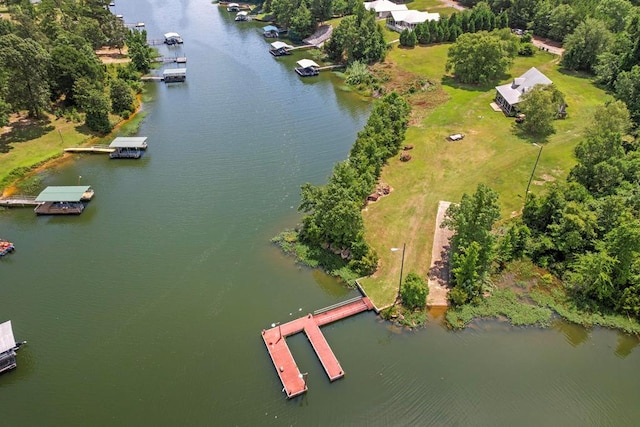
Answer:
(556, 67, 595, 81)
(0, 118, 54, 153)
(441, 71, 510, 93)
(511, 123, 551, 145)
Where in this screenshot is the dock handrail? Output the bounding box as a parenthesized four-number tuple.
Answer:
(313, 296, 363, 316)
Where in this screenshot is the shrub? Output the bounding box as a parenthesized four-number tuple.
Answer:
(401, 272, 428, 310)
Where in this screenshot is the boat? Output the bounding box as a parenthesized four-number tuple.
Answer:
(227, 3, 239, 12)
(0, 321, 26, 374)
(135, 22, 145, 28)
(0, 239, 15, 257)
(295, 59, 320, 77)
(164, 32, 183, 45)
(235, 11, 249, 21)
(269, 41, 293, 57)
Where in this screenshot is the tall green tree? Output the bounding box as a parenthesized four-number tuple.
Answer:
(446, 30, 517, 84)
(443, 184, 501, 281)
(614, 65, 640, 125)
(517, 84, 565, 137)
(561, 19, 613, 72)
(290, 1, 316, 39)
(0, 34, 51, 118)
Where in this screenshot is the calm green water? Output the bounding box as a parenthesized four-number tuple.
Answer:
(1, 2, 639, 425)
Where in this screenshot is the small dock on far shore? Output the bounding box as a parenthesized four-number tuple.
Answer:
(155, 56, 187, 64)
(261, 296, 374, 398)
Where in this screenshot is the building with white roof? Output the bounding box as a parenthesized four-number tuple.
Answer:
(364, 0, 408, 19)
(494, 67, 553, 115)
(387, 10, 440, 31)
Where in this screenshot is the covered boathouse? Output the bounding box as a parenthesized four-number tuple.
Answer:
(269, 41, 293, 56)
(34, 185, 94, 215)
(295, 59, 320, 77)
(0, 321, 26, 374)
(162, 68, 187, 83)
(109, 136, 148, 159)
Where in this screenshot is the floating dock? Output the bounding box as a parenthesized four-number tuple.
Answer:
(261, 296, 374, 398)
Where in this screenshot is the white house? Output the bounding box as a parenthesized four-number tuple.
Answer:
(494, 67, 552, 115)
(387, 10, 440, 32)
(364, 0, 408, 19)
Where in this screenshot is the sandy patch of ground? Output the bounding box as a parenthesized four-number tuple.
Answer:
(427, 201, 453, 307)
(531, 36, 565, 55)
(95, 47, 130, 64)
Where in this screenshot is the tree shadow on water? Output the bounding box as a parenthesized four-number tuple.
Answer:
(0, 118, 54, 153)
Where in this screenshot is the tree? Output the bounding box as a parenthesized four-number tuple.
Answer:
(547, 4, 578, 42)
(310, 0, 333, 24)
(614, 65, 640, 125)
(595, 0, 633, 33)
(446, 30, 516, 84)
(74, 78, 111, 133)
(509, 0, 540, 30)
(401, 272, 429, 310)
(50, 35, 106, 105)
(0, 34, 50, 118)
(443, 184, 501, 282)
(451, 241, 483, 301)
(561, 19, 613, 72)
(399, 29, 417, 47)
(290, 2, 316, 40)
(517, 84, 565, 137)
(325, 5, 386, 64)
(109, 78, 135, 115)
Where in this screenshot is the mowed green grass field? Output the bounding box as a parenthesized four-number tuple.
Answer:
(360, 43, 611, 306)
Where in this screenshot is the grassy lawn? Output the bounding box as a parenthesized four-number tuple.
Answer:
(0, 110, 145, 194)
(360, 44, 611, 306)
(0, 116, 91, 193)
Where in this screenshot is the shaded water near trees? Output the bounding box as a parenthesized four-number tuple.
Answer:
(0, 2, 639, 425)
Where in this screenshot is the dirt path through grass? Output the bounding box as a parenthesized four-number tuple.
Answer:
(427, 201, 452, 306)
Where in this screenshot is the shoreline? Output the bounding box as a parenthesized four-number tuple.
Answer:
(1, 95, 145, 197)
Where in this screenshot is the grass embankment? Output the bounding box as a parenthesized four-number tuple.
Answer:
(0, 109, 146, 195)
(359, 44, 610, 307)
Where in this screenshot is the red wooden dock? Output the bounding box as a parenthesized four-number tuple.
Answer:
(261, 296, 374, 398)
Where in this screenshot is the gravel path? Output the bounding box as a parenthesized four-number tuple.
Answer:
(427, 201, 453, 307)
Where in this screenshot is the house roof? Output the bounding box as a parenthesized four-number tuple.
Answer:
(364, 0, 408, 13)
(263, 25, 279, 32)
(495, 67, 553, 106)
(236, 11, 249, 16)
(271, 41, 292, 50)
(296, 59, 319, 69)
(35, 186, 92, 202)
(164, 32, 181, 39)
(0, 321, 16, 354)
(390, 10, 440, 24)
(109, 137, 148, 149)
(228, 2, 239, 6)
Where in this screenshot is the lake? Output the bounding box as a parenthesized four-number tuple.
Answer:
(0, 1, 638, 425)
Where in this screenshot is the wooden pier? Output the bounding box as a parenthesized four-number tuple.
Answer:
(0, 196, 41, 208)
(155, 56, 187, 64)
(63, 145, 115, 154)
(261, 296, 374, 398)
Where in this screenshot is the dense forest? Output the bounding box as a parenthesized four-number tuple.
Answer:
(0, 0, 153, 132)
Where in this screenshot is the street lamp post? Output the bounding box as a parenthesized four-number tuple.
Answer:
(391, 243, 406, 304)
(525, 144, 543, 205)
